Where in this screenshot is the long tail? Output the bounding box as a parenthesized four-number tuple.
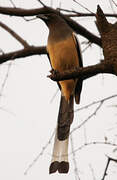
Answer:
(49, 95, 74, 174)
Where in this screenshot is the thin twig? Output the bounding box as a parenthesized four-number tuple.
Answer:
(0, 21, 29, 48)
(73, 0, 95, 15)
(0, 106, 15, 116)
(105, 154, 117, 163)
(71, 101, 103, 134)
(0, 61, 12, 97)
(83, 124, 87, 144)
(112, 0, 117, 7)
(70, 135, 80, 180)
(24, 129, 55, 175)
(9, 0, 16, 8)
(89, 164, 96, 180)
(66, 13, 117, 18)
(101, 157, 110, 180)
(9, 0, 37, 22)
(48, 141, 117, 158)
(82, 42, 92, 53)
(75, 94, 117, 112)
(0, 52, 19, 100)
(50, 88, 59, 104)
(71, 141, 117, 155)
(101, 154, 117, 179)
(58, 8, 117, 18)
(0, 53, 19, 116)
(109, 0, 116, 14)
(71, 94, 117, 134)
(36, 0, 46, 7)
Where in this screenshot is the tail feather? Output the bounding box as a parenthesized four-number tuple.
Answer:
(57, 95, 74, 140)
(49, 95, 74, 174)
(75, 78, 83, 104)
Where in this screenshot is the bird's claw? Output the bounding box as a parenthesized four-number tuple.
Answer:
(50, 68, 59, 75)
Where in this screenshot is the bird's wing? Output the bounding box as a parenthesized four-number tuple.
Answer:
(72, 32, 83, 67)
(72, 33, 83, 104)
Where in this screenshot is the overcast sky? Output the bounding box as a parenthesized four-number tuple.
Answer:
(0, 0, 117, 180)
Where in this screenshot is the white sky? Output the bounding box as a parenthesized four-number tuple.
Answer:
(0, 0, 117, 180)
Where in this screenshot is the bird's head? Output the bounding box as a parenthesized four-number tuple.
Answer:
(36, 13, 64, 27)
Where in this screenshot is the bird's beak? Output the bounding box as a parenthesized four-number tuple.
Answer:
(36, 14, 48, 20)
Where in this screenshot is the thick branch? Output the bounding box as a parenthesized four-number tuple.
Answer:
(0, 7, 46, 16)
(0, 6, 101, 47)
(96, 5, 110, 34)
(0, 21, 29, 47)
(96, 6, 117, 64)
(0, 46, 47, 63)
(48, 61, 115, 81)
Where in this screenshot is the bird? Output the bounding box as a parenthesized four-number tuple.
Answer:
(37, 13, 83, 174)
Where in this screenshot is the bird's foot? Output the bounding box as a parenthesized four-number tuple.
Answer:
(50, 68, 59, 75)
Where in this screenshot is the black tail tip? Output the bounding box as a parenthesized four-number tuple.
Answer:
(49, 161, 59, 174)
(58, 161, 69, 174)
(49, 161, 69, 174)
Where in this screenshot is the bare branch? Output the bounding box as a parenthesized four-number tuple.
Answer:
(71, 94, 117, 134)
(0, 6, 101, 47)
(102, 154, 117, 180)
(49, 141, 117, 159)
(0, 7, 43, 16)
(0, 61, 13, 98)
(89, 164, 96, 180)
(0, 6, 55, 17)
(112, 0, 117, 7)
(70, 135, 80, 180)
(50, 88, 59, 103)
(0, 21, 29, 48)
(58, 8, 117, 18)
(48, 61, 114, 82)
(24, 129, 55, 175)
(75, 94, 117, 112)
(109, 0, 116, 14)
(73, 0, 95, 14)
(9, 0, 16, 8)
(0, 46, 47, 64)
(0, 52, 24, 99)
(70, 141, 117, 154)
(102, 157, 110, 180)
(0, 106, 15, 116)
(67, 13, 117, 18)
(82, 42, 92, 53)
(71, 101, 103, 134)
(36, 0, 46, 7)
